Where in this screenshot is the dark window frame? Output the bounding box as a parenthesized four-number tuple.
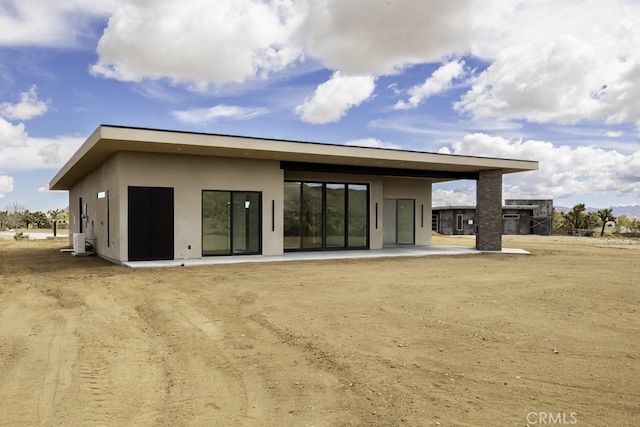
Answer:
(284, 180, 369, 251)
(201, 190, 262, 256)
(395, 198, 416, 245)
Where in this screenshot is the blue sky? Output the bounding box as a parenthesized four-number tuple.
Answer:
(1, 0, 639, 212)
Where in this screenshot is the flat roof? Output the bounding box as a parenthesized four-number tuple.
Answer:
(50, 125, 538, 190)
(433, 205, 540, 210)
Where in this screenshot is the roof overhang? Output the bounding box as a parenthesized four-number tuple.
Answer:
(433, 205, 540, 211)
(50, 125, 539, 190)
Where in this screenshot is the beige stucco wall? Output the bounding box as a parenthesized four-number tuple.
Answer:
(115, 152, 284, 261)
(68, 154, 121, 261)
(68, 154, 433, 262)
(70, 152, 283, 262)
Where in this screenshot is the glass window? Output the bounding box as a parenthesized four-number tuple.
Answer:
(232, 192, 261, 254)
(326, 184, 346, 247)
(202, 191, 261, 256)
(397, 199, 415, 244)
(383, 199, 397, 245)
(283, 182, 301, 249)
(284, 181, 369, 250)
(202, 191, 231, 255)
(302, 183, 323, 249)
(384, 199, 415, 245)
(347, 184, 368, 247)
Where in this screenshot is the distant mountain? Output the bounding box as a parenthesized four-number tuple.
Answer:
(612, 205, 640, 218)
(554, 205, 640, 218)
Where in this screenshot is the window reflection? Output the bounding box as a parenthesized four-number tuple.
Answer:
(202, 191, 261, 255)
(284, 181, 368, 250)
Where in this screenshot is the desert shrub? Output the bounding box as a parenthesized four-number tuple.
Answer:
(14, 231, 29, 240)
(13, 231, 29, 240)
(616, 232, 640, 238)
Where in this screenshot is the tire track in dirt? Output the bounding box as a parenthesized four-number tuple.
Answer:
(0, 286, 79, 427)
(71, 352, 114, 426)
(134, 295, 256, 426)
(249, 313, 395, 424)
(4, 238, 639, 425)
(0, 318, 78, 426)
(36, 317, 75, 424)
(174, 286, 386, 425)
(45, 282, 168, 426)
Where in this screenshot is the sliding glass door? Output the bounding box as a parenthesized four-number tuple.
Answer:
(326, 184, 346, 248)
(397, 199, 415, 244)
(348, 185, 368, 247)
(383, 199, 397, 245)
(383, 198, 415, 245)
(284, 182, 302, 250)
(232, 192, 261, 253)
(202, 191, 231, 254)
(302, 183, 323, 249)
(284, 181, 369, 250)
(202, 191, 261, 255)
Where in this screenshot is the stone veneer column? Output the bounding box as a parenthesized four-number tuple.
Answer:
(476, 169, 503, 251)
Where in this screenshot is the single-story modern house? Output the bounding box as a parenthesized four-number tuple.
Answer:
(433, 199, 554, 236)
(49, 125, 538, 263)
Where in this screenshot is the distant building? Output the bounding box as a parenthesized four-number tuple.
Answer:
(433, 199, 553, 236)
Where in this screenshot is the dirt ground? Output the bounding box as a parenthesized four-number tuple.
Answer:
(0, 234, 638, 426)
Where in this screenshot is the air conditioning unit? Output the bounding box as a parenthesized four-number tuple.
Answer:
(73, 233, 86, 254)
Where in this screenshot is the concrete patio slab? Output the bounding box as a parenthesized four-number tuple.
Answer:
(121, 245, 530, 268)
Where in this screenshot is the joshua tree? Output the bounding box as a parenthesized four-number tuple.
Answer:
(27, 211, 49, 228)
(597, 208, 616, 237)
(562, 203, 586, 233)
(0, 210, 7, 229)
(47, 208, 64, 220)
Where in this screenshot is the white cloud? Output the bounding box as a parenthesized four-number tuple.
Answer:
(455, 1, 640, 126)
(441, 133, 640, 201)
(74, 0, 640, 130)
(0, 172, 14, 198)
(91, 0, 303, 86)
(296, 0, 505, 75)
(5, 0, 640, 132)
(0, 86, 71, 198)
(89, 0, 502, 84)
(394, 60, 466, 110)
(606, 131, 624, 138)
(295, 72, 376, 124)
(344, 138, 402, 150)
(0, 118, 29, 147)
(171, 105, 268, 124)
(0, 0, 115, 47)
(432, 185, 477, 207)
(0, 85, 50, 120)
(0, 118, 83, 171)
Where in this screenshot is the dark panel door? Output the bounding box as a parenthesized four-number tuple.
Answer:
(128, 186, 174, 261)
